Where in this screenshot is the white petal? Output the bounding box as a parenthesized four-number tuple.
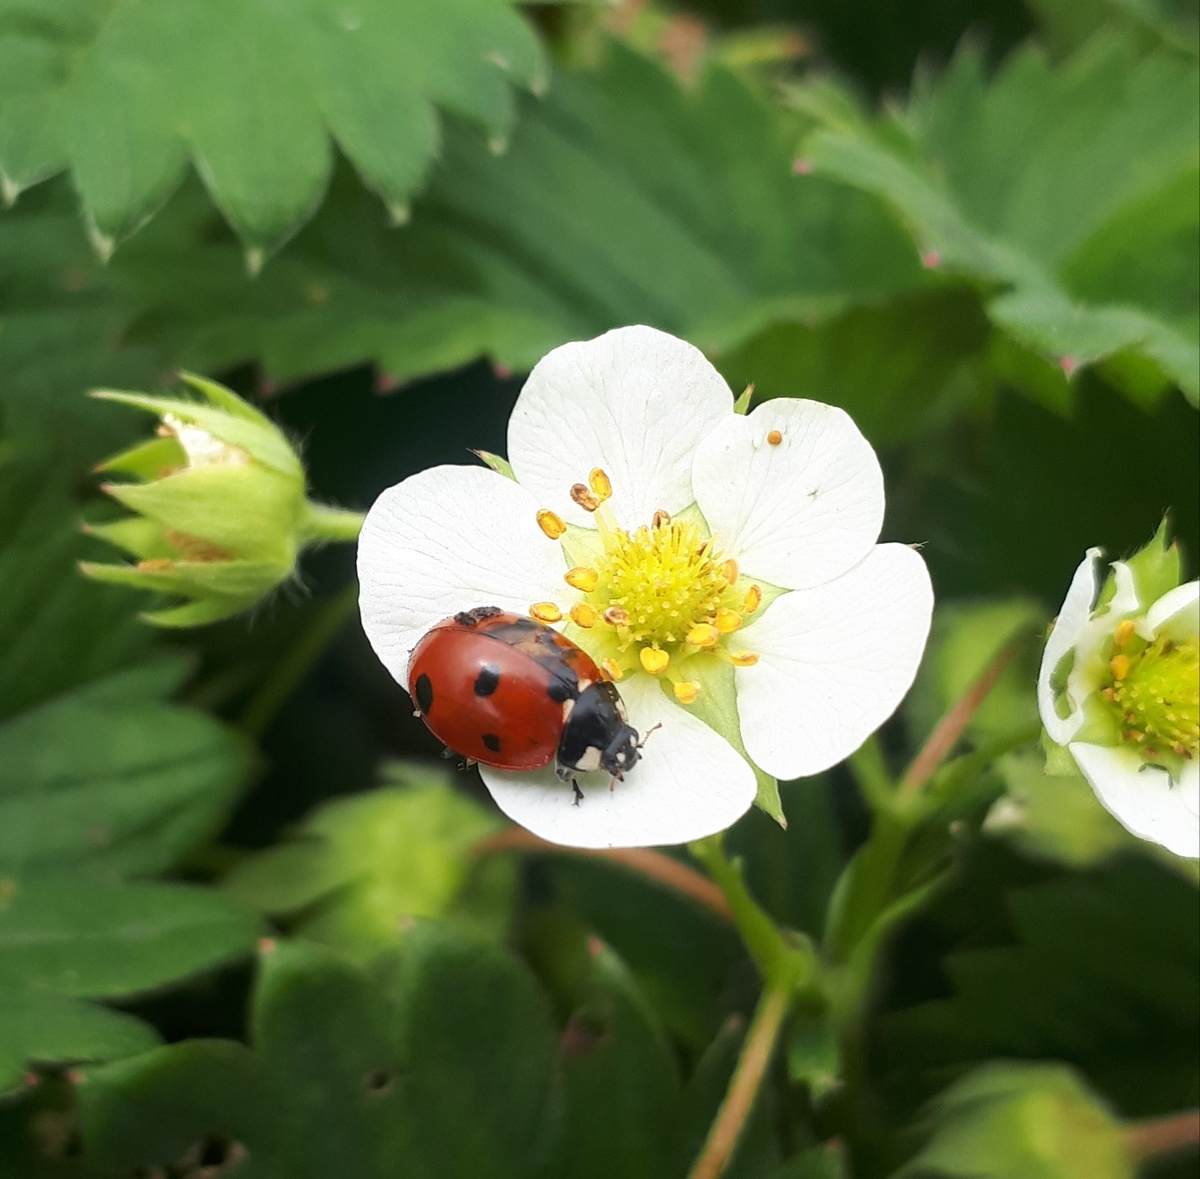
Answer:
(357, 465, 572, 687)
(1145, 579, 1200, 640)
(730, 544, 933, 780)
(1038, 548, 1101, 746)
(1071, 742, 1200, 859)
(507, 326, 733, 530)
(691, 398, 884, 589)
(480, 674, 757, 849)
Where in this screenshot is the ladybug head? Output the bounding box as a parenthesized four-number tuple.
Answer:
(600, 720, 642, 780)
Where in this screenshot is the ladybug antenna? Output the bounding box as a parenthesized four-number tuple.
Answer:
(636, 722, 663, 752)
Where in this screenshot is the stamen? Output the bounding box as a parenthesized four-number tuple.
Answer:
(743, 585, 762, 613)
(600, 658, 623, 681)
(565, 566, 599, 592)
(652, 509, 671, 530)
(687, 623, 720, 648)
(571, 483, 601, 512)
(570, 603, 597, 628)
(717, 650, 759, 667)
(537, 509, 567, 540)
(530, 602, 563, 623)
(716, 608, 742, 634)
(640, 647, 669, 675)
(767, 429, 783, 446)
(674, 681, 701, 704)
(721, 558, 739, 585)
(604, 606, 630, 626)
(1110, 654, 1131, 681)
(589, 468, 612, 502)
(1113, 619, 1136, 650)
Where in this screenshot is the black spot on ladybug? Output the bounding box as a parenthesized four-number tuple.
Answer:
(414, 673, 434, 714)
(474, 665, 501, 697)
(482, 733, 502, 753)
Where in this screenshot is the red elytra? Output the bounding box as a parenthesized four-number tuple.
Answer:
(406, 606, 641, 785)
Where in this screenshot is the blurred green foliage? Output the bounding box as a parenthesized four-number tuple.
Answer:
(0, 0, 1196, 1175)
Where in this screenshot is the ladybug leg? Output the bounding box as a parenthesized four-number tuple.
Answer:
(571, 778, 584, 806)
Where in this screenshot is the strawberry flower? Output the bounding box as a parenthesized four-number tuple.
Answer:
(1039, 535, 1199, 859)
(358, 326, 933, 848)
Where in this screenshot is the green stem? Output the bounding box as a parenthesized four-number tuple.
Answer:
(301, 500, 366, 543)
(686, 979, 792, 1179)
(690, 834, 812, 984)
(240, 582, 359, 739)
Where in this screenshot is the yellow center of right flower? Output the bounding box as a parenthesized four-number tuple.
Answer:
(1104, 621, 1199, 760)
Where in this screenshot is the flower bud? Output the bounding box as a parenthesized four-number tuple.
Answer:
(899, 1063, 1134, 1179)
(81, 373, 353, 627)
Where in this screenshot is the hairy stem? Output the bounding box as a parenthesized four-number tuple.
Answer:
(897, 636, 1023, 801)
(1125, 1108, 1200, 1163)
(686, 981, 791, 1179)
(473, 827, 733, 921)
(301, 501, 366, 543)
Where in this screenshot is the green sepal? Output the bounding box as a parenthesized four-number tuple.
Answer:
(102, 465, 301, 560)
(91, 390, 303, 479)
(685, 655, 784, 827)
(84, 518, 175, 561)
(733, 384, 755, 414)
(472, 449, 517, 480)
(1122, 517, 1183, 607)
(96, 436, 186, 479)
(139, 597, 260, 628)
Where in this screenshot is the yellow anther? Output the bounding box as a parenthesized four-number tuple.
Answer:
(530, 602, 563, 623)
(1110, 653, 1131, 681)
(600, 658, 623, 682)
(726, 651, 759, 667)
(686, 623, 720, 648)
(537, 509, 567, 540)
(652, 509, 671, 530)
(589, 468, 612, 502)
(767, 429, 783, 446)
(1113, 620, 1136, 650)
(640, 647, 670, 675)
(716, 608, 742, 634)
(570, 603, 597, 629)
(564, 566, 599, 592)
(743, 584, 762, 613)
(571, 483, 601, 512)
(722, 558, 739, 585)
(674, 681, 701, 705)
(604, 606, 630, 627)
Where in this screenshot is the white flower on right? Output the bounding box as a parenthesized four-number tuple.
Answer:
(1038, 543, 1199, 859)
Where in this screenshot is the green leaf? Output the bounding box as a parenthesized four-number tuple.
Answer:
(983, 750, 1140, 868)
(1, 0, 545, 252)
(545, 943, 685, 1179)
(223, 762, 512, 958)
(0, 877, 261, 998)
(799, 37, 1200, 401)
(879, 854, 1200, 1119)
(81, 928, 560, 1178)
(895, 1062, 1133, 1179)
(0, 670, 248, 878)
(0, 989, 160, 1095)
(0, 446, 156, 721)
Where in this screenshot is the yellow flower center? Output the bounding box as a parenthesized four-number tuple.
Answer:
(1103, 619, 1199, 760)
(534, 470, 763, 703)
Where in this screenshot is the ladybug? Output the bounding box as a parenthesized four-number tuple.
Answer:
(407, 606, 642, 802)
